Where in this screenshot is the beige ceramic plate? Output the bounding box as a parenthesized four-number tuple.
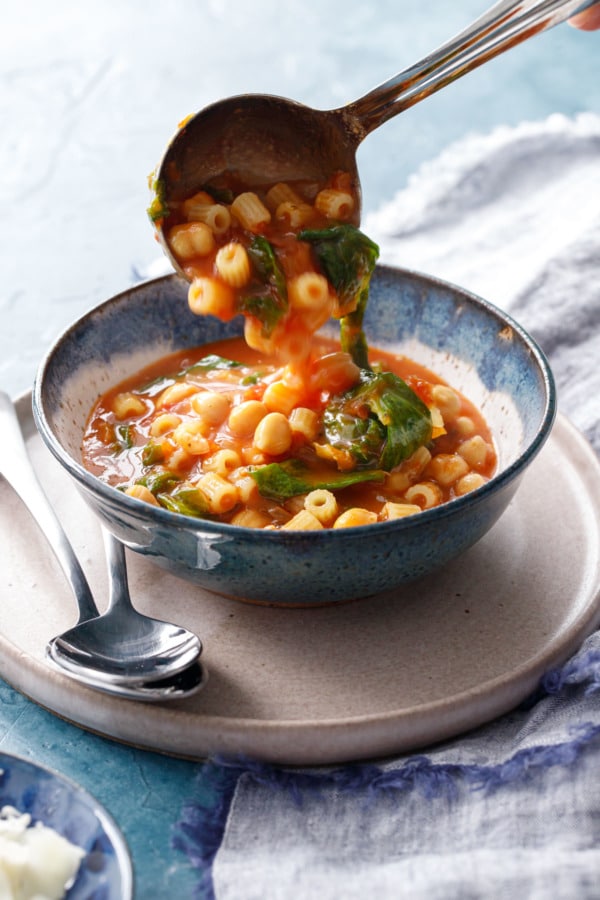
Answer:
(0, 395, 599, 765)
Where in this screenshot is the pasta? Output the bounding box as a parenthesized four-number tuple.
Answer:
(188, 276, 236, 319)
(112, 392, 146, 419)
(333, 508, 378, 528)
(314, 188, 355, 220)
(274, 200, 315, 229)
(203, 449, 241, 476)
(215, 242, 252, 287)
(404, 482, 444, 510)
(230, 192, 271, 231)
(173, 421, 210, 456)
(184, 197, 231, 235)
(304, 489, 339, 526)
(197, 472, 239, 514)
(168, 221, 215, 259)
(282, 509, 324, 531)
(265, 182, 305, 210)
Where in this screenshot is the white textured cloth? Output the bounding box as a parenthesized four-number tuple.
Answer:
(174, 115, 600, 900)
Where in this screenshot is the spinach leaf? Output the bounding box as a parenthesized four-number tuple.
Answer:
(323, 370, 432, 471)
(106, 423, 134, 454)
(239, 236, 288, 336)
(339, 289, 370, 371)
(183, 355, 243, 375)
(200, 184, 235, 205)
(247, 235, 287, 300)
(147, 176, 169, 223)
(157, 487, 210, 518)
(115, 424, 133, 449)
(298, 224, 379, 368)
(141, 442, 165, 466)
(250, 458, 385, 502)
(238, 290, 287, 337)
(135, 469, 182, 494)
(299, 224, 379, 314)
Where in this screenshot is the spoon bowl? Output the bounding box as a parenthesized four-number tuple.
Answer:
(0, 391, 204, 701)
(153, 0, 594, 276)
(46, 643, 206, 702)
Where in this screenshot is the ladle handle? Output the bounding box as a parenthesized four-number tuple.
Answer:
(346, 0, 596, 136)
(0, 391, 99, 622)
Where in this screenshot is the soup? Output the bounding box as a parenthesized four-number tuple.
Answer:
(82, 336, 496, 530)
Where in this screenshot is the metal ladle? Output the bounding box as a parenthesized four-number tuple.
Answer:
(0, 391, 204, 702)
(154, 0, 595, 274)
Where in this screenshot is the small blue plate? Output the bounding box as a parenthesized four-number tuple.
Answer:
(0, 752, 133, 899)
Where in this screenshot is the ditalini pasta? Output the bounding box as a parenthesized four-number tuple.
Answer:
(83, 173, 497, 529)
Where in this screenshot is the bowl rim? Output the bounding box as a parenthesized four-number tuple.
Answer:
(32, 265, 557, 540)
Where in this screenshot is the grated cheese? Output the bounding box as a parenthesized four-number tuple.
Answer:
(0, 806, 84, 900)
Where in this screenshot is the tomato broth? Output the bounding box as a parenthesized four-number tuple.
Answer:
(82, 336, 496, 530)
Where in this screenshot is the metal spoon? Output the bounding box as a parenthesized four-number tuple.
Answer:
(0, 391, 204, 701)
(47, 613, 206, 702)
(46, 526, 205, 696)
(154, 0, 595, 274)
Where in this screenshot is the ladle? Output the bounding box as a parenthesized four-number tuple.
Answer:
(0, 391, 204, 701)
(154, 0, 595, 274)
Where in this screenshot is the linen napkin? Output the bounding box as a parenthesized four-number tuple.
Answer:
(173, 114, 600, 900)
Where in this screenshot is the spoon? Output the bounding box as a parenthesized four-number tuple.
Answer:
(0, 391, 204, 701)
(46, 526, 205, 695)
(153, 0, 595, 273)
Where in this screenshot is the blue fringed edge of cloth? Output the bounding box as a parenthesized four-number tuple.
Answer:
(171, 643, 600, 900)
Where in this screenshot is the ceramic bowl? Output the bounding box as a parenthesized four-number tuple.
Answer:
(33, 266, 555, 606)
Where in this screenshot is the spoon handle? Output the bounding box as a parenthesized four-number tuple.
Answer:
(101, 526, 135, 614)
(346, 0, 596, 136)
(0, 391, 99, 622)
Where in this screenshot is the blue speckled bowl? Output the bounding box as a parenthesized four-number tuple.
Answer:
(33, 267, 556, 606)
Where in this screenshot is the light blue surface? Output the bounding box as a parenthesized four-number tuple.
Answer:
(1, 2, 598, 897)
(0, 682, 202, 896)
